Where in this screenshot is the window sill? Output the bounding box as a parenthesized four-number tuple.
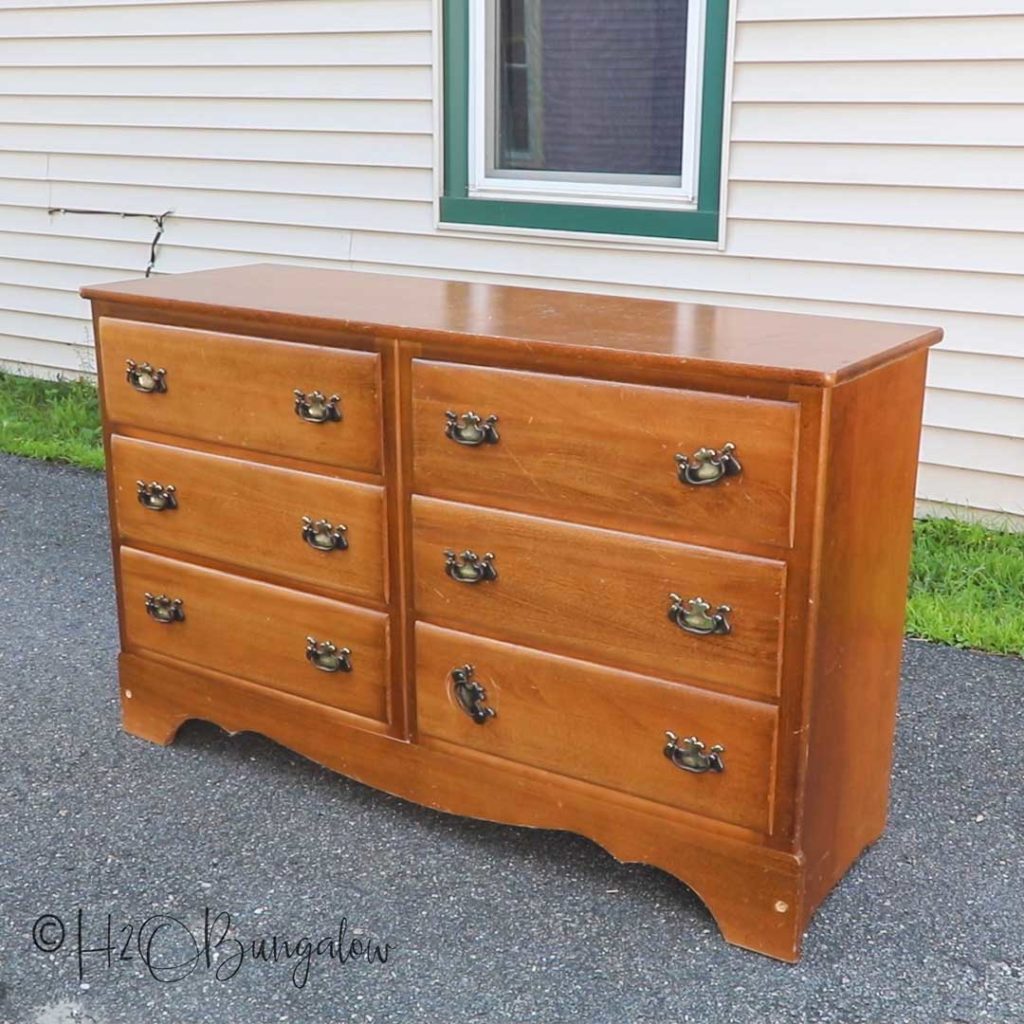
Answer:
(441, 196, 721, 247)
(467, 182, 699, 213)
(435, 205, 726, 254)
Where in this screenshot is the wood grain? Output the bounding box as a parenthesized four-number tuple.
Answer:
(412, 360, 798, 549)
(120, 546, 390, 722)
(111, 435, 388, 602)
(415, 623, 778, 833)
(98, 317, 384, 473)
(412, 495, 787, 700)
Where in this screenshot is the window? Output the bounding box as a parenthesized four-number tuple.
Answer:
(441, 0, 729, 242)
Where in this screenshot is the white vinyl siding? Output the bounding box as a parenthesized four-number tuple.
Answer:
(0, 0, 1021, 524)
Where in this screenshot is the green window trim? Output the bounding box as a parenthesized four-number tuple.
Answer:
(441, 0, 730, 243)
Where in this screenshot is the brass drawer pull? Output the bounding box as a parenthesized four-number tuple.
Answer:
(444, 549, 498, 584)
(144, 593, 184, 624)
(669, 594, 731, 636)
(664, 731, 725, 774)
(301, 516, 349, 552)
(126, 359, 167, 394)
(294, 389, 342, 424)
(306, 636, 352, 674)
(445, 411, 499, 447)
(137, 480, 177, 512)
(676, 442, 741, 487)
(451, 665, 496, 724)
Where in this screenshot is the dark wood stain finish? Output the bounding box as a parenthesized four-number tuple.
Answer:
(84, 264, 942, 962)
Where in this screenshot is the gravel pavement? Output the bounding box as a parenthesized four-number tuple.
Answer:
(0, 452, 1021, 1024)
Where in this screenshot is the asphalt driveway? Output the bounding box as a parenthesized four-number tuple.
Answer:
(0, 452, 1021, 1024)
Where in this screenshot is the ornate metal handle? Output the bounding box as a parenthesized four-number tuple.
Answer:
(451, 665, 496, 724)
(305, 636, 352, 674)
(676, 442, 741, 486)
(665, 731, 725, 774)
(144, 593, 184, 624)
(445, 411, 499, 447)
(444, 549, 498, 584)
(301, 516, 349, 552)
(294, 390, 342, 424)
(137, 480, 177, 512)
(126, 360, 167, 394)
(669, 594, 732, 636)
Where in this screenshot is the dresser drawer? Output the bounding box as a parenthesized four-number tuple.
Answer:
(412, 496, 785, 700)
(416, 624, 777, 833)
(412, 361, 798, 548)
(111, 436, 387, 602)
(120, 548, 389, 722)
(99, 318, 382, 473)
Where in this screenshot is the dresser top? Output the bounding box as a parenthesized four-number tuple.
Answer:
(82, 263, 942, 387)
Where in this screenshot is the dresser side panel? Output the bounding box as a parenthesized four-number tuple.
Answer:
(799, 349, 930, 918)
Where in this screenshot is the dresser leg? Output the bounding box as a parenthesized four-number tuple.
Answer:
(663, 856, 807, 963)
(705, 890, 806, 963)
(118, 653, 186, 746)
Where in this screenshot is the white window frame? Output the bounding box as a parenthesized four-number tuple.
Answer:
(467, 0, 706, 212)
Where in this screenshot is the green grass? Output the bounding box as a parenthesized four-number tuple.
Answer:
(0, 373, 1020, 656)
(907, 517, 1024, 657)
(0, 370, 104, 471)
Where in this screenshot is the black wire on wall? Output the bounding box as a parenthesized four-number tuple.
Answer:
(47, 208, 174, 277)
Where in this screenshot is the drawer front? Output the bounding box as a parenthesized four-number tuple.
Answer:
(412, 496, 785, 700)
(412, 361, 798, 548)
(416, 624, 777, 833)
(111, 436, 387, 602)
(99, 318, 382, 473)
(120, 548, 389, 722)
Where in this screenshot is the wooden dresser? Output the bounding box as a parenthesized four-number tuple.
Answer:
(82, 265, 941, 962)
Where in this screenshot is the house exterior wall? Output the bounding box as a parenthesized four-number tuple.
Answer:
(0, 0, 1021, 523)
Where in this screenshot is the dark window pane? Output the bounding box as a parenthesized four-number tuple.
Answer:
(497, 0, 689, 177)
